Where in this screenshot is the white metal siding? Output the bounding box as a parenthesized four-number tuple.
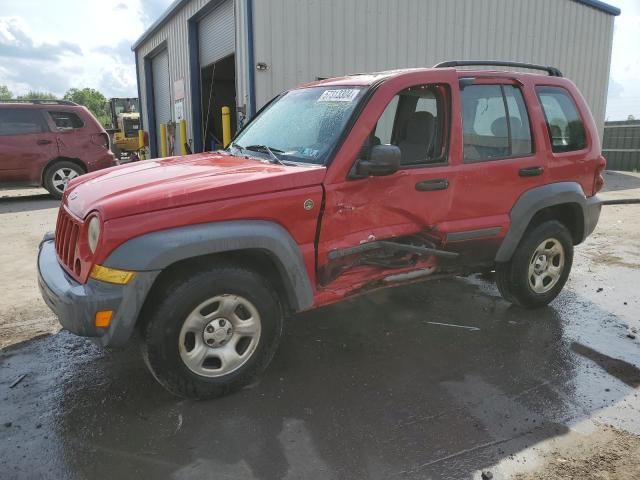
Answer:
(134, 0, 615, 145)
(135, 0, 248, 152)
(251, 0, 615, 136)
(152, 49, 171, 153)
(199, 0, 235, 67)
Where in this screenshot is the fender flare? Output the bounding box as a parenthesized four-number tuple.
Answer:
(103, 220, 314, 312)
(495, 182, 600, 262)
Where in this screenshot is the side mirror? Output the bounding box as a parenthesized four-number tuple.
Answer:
(356, 144, 401, 177)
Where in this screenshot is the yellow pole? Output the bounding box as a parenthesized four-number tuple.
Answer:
(222, 106, 231, 148)
(159, 123, 167, 157)
(137, 129, 146, 160)
(179, 119, 188, 155)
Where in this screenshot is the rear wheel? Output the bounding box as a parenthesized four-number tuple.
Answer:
(141, 264, 283, 399)
(43, 161, 84, 199)
(496, 220, 573, 308)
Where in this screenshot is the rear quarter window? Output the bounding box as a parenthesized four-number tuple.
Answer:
(48, 111, 85, 129)
(536, 86, 587, 152)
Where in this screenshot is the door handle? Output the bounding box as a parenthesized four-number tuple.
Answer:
(416, 178, 449, 191)
(36, 139, 53, 145)
(519, 166, 544, 177)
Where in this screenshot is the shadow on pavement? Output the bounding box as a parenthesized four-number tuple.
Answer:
(0, 193, 59, 214)
(603, 171, 640, 193)
(1, 276, 638, 479)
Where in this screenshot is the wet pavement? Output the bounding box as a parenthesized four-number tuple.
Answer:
(2, 270, 640, 479)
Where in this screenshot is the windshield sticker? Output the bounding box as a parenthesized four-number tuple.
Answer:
(317, 89, 360, 102)
(301, 147, 320, 158)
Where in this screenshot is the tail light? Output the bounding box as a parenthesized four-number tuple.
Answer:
(593, 155, 607, 194)
(91, 132, 110, 150)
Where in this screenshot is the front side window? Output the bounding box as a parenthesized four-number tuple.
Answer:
(373, 84, 448, 166)
(0, 109, 46, 136)
(232, 86, 365, 165)
(461, 84, 532, 162)
(536, 86, 586, 152)
(49, 111, 84, 129)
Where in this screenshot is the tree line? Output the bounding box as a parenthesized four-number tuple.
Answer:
(0, 84, 111, 127)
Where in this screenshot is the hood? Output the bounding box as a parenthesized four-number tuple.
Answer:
(65, 152, 327, 220)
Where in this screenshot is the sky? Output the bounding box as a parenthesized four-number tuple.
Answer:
(0, 0, 638, 120)
(0, 0, 171, 99)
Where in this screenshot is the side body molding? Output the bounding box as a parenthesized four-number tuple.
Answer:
(495, 182, 601, 262)
(103, 220, 314, 312)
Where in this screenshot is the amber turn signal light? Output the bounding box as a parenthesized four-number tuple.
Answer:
(90, 264, 136, 285)
(95, 310, 113, 328)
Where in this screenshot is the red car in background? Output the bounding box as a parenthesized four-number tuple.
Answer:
(0, 100, 116, 199)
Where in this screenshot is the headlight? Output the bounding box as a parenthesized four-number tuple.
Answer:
(87, 216, 101, 254)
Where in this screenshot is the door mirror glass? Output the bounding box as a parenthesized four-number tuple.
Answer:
(356, 144, 401, 177)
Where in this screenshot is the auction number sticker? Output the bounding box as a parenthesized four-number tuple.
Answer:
(317, 89, 360, 102)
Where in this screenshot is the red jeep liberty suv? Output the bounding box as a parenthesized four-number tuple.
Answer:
(38, 61, 605, 399)
(0, 100, 115, 198)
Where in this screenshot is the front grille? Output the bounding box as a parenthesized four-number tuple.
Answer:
(54, 208, 81, 274)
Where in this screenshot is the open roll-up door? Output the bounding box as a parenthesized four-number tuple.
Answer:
(151, 49, 171, 155)
(199, 0, 235, 67)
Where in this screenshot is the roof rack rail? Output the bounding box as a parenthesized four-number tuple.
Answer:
(0, 99, 78, 106)
(433, 60, 563, 77)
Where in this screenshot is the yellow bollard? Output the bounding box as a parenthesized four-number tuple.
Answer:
(179, 119, 188, 155)
(222, 106, 231, 148)
(138, 129, 146, 160)
(159, 123, 167, 158)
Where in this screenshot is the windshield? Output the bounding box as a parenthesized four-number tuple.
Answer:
(231, 86, 365, 164)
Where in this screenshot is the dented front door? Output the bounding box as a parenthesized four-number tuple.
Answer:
(316, 71, 461, 299)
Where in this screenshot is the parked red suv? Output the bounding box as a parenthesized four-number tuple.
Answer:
(38, 61, 606, 399)
(0, 100, 116, 198)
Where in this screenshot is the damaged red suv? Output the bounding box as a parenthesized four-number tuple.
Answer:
(38, 61, 605, 399)
(0, 100, 116, 198)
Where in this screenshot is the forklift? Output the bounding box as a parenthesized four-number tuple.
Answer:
(106, 97, 141, 163)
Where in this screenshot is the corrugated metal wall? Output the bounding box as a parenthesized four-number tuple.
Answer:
(251, 0, 614, 136)
(603, 120, 640, 171)
(135, 0, 249, 151)
(135, 0, 208, 149)
(134, 0, 615, 152)
(199, 0, 235, 67)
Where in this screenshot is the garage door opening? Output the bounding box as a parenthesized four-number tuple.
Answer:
(201, 54, 236, 152)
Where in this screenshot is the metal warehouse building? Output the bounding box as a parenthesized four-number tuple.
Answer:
(132, 0, 620, 158)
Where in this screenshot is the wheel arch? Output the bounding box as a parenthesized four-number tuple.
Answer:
(104, 221, 315, 314)
(496, 182, 590, 263)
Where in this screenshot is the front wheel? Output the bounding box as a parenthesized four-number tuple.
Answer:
(142, 264, 283, 399)
(496, 220, 574, 309)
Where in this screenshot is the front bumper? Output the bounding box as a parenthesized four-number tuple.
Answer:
(583, 195, 602, 241)
(37, 237, 159, 347)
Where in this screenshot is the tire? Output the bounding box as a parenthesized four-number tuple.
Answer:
(43, 161, 84, 199)
(496, 220, 573, 309)
(141, 263, 283, 399)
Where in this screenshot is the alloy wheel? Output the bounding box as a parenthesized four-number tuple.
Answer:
(527, 237, 565, 294)
(178, 294, 262, 377)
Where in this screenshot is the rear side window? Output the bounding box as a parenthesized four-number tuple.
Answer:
(461, 84, 532, 162)
(536, 86, 586, 152)
(49, 111, 84, 129)
(0, 109, 47, 136)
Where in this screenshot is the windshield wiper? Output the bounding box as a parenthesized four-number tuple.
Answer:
(229, 142, 247, 155)
(244, 144, 285, 165)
